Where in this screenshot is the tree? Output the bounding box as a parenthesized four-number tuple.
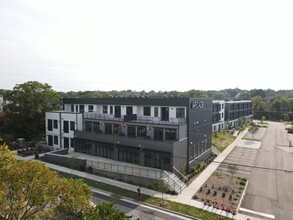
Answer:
(3, 81, 61, 141)
(0, 145, 92, 219)
(83, 201, 131, 220)
(226, 164, 238, 181)
(153, 179, 169, 199)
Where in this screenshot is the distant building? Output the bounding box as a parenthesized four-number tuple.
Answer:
(0, 95, 3, 112)
(212, 100, 225, 133)
(46, 97, 213, 173)
(224, 100, 253, 129)
(212, 100, 252, 133)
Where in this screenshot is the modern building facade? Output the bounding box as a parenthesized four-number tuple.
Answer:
(45, 97, 213, 173)
(45, 111, 82, 149)
(212, 100, 252, 132)
(212, 100, 225, 133)
(224, 100, 253, 128)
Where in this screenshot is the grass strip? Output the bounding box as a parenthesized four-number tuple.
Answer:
(58, 171, 231, 220)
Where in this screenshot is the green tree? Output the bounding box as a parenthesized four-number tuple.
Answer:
(3, 81, 61, 141)
(153, 179, 169, 199)
(251, 96, 270, 120)
(0, 145, 92, 219)
(83, 202, 131, 220)
(227, 164, 238, 181)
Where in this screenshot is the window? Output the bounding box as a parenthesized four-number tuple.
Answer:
(165, 129, 176, 140)
(79, 105, 84, 113)
(93, 122, 100, 133)
(48, 119, 52, 131)
(64, 137, 69, 149)
(53, 120, 58, 129)
(103, 105, 108, 114)
(114, 106, 121, 118)
(154, 107, 158, 117)
(176, 108, 185, 118)
(85, 121, 92, 132)
(127, 126, 136, 137)
(137, 126, 147, 137)
(70, 121, 75, 131)
(48, 135, 53, 146)
(110, 106, 113, 114)
(71, 104, 74, 112)
(63, 121, 69, 133)
(161, 107, 169, 121)
(89, 105, 94, 112)
(126, 106, 133, 115)
(75, 105, 78, 112)
(143, 107, 151, 116)
(54, 136, 58, 145)
(70, 138, 74, 148)
(105, 123, 112, 134)
(154, 128, 163, 141)
(114, 124, 121, 134)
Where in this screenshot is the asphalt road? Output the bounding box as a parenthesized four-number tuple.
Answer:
(91, 191, 196, 220)
(240, 122, 293, 220)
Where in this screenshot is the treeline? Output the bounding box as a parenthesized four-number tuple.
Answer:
(1, 86, 293, 124)
(58, 88, 293, 122)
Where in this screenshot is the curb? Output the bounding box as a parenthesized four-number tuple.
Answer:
(237, 179, 248, 212)
(91, 187, 199, 220)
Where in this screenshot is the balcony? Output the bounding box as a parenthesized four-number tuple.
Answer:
(74, 131, 175, 152)
(83, 112, 186, 125)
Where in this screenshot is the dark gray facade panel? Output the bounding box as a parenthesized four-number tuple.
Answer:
(172, 139, 188, 173)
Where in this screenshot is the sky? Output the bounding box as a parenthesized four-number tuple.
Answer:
(0, 0, 292, 92)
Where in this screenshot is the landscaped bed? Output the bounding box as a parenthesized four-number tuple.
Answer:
(193, 171, 247, 215)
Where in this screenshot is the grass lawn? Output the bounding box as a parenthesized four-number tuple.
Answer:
(58, 171, 231, 220)
(212, 131, 236, 152)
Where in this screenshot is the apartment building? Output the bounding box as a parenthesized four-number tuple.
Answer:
(212, 100, 252, 132)
(212, 100, 225, 133)
(224, 100, 253, 128)
(46, 97, 213, 173)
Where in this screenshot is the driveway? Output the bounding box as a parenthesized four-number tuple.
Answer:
(240, 122, 293, 220)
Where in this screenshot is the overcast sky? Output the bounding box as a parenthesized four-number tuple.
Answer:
(0, 0, 292, 92)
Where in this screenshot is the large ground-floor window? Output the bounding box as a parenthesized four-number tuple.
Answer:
(94, 142, 113, 159)
(118, 146, 139, 164)
(145, 150, 171, 171)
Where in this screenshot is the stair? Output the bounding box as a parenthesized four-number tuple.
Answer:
(163, 172, 187, 194)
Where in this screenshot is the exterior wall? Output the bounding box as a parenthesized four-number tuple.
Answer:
(224, 100, 253, 129)
(212, 100, 225, 133)
(45, 111, 82, 149)
(187, 98, 213, 172)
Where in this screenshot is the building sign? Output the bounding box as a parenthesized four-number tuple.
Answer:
(191, 101, 204, 109)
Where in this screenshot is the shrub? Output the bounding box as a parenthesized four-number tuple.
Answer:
(222, 192, 225, 198)
(240, 181, 246, 186)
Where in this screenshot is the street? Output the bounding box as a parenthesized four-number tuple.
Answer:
(91, 191, 196, 220)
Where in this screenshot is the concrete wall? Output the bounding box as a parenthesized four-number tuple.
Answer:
(43, 153, 86, 170)
(90, 168, 159, 189)
(172, 138, 188, 173)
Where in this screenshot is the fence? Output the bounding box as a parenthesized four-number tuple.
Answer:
(87, 159, 164, 179)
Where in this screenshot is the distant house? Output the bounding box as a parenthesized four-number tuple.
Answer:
(0, 95, 3, 112)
